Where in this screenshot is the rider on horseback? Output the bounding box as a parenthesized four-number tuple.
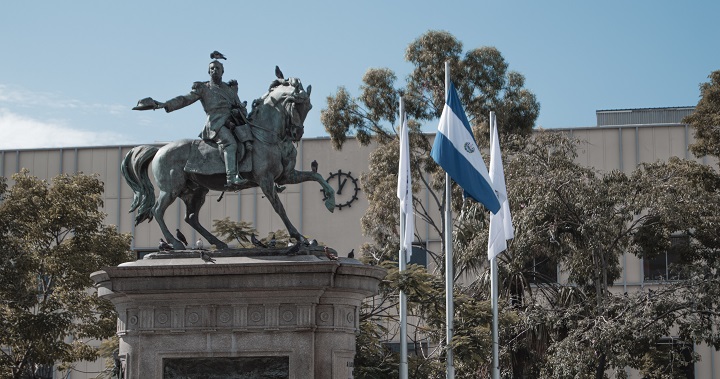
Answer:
(151, 60, 252, 188)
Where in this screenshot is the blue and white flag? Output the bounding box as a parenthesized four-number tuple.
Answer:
(488, 112, 514, 260)
(431, 82, 500, 214)
(397, 117, 414, 262)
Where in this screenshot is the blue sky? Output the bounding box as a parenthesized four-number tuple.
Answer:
(0, 1, 718, 149)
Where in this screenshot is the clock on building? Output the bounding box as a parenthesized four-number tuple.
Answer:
(322, 169, 360, 210)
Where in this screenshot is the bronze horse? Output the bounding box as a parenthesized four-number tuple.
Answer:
(121, 74, 335, 250)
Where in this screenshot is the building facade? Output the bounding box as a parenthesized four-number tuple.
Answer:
(1, 107, 717, 378)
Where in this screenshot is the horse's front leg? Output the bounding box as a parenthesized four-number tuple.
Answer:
(277, 170, 335, 213)
(258, 178, 304, 243)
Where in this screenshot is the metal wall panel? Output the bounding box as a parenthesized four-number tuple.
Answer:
(597, 107, 695, 126)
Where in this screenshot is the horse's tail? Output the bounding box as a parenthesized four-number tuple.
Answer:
(121, 145, 159, 225)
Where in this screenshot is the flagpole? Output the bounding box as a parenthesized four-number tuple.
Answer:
(491, 111, 500, 379)
(490, 112, 500, 379)
(444, 61, 455, 379)
(433, 62, 500, 379)
(491, 256, 499, 378)
(488, 110, 513, 379)
(399, 98, 409, 379)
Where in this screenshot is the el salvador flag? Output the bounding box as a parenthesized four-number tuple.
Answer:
(431, 82, 500, 214)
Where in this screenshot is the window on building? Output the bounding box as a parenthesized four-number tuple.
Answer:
(392, 243, 428, 268)
(642, 337, 694, 379)
(21, 364, 54, 379)
(643, 233, 689, 282)
(524, 255, 558, 284)
(409, 244, 428, 267)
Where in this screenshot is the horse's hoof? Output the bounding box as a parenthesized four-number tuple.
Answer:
(325, 200, 335, 213)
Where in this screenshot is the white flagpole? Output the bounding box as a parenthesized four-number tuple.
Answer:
(489, 110, 514, 379)
(444, 61, 455, 379)
(399, 98, 409, 379)
(490, 112, 500, 379)
(491, 255, 499, 378)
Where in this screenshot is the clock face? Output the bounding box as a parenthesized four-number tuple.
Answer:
(322, 169, 360, 210)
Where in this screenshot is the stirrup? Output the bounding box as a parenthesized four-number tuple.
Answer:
(226, 175, 247, 187)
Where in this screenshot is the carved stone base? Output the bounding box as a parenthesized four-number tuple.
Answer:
(91, 254, 385, 379)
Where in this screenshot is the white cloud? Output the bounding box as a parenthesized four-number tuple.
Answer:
(0, 84, 126, 113)
(0, 108, 131, 149)
(0, 84, 81, 109)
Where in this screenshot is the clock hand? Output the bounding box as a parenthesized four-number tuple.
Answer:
(338, 177, 348, 194)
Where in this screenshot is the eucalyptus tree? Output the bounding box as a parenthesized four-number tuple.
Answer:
(322, 29, 539, 265)
(322, 30, 539, 377)
(684, 69, 720, 159)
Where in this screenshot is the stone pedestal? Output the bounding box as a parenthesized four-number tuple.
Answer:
(91, 254, 385, 379)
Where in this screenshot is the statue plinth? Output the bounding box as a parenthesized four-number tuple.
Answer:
(91, 254, 385, 379)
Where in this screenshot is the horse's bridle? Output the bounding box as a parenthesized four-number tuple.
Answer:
(248, 91, 309, 144)
(284, 100, 309, 142)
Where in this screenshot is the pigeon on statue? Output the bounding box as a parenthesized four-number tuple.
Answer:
(175, 229, 188, 247)
(348, 249, 355, 259)
(159, 238, 172, 251)
(200, 251, 216, 264)
(311, 160, 318, 173)
(210, 50, 227, 60)
(251, 233, 267, 248)
(324, 246, 338, 261)
(196, 239, 204, 250)
(269, 233, 277, 247)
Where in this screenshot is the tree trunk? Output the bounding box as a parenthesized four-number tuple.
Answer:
(595, 352, 606, 379)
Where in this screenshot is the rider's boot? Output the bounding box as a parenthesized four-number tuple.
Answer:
(242, 141, 253, 170)
(236, 141, 252, 173)
(223, 144, 247, 187)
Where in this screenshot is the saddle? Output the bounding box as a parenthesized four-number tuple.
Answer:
(184, 139, 251, 175)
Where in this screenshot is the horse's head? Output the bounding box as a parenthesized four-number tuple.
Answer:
(264, 77, 312, 142)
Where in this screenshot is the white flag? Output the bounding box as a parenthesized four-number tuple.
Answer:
(488, 112, 514, 260)
(397, 117, 414, 262)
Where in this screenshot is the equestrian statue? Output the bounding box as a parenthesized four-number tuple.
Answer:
(122, 55, 335, 250)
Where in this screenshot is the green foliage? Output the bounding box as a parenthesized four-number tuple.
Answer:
(506, 133, 720, 378)
(0, 170, 132, 379)
(95, 336, 120, 378)
(212, 219, 291, 248)
(321, 30, 539, 151)
(355, 125, 720, 377)
(345, 30, 540, 378)
(212, 218, 257, 247)
(353, 319, 398, 379)
(685, 70, 720, 159)
(261, 229, 290, 248)
(321, 87, 367, 150)
(355, 258, 519, 378)
(342, 33, 720, 379)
